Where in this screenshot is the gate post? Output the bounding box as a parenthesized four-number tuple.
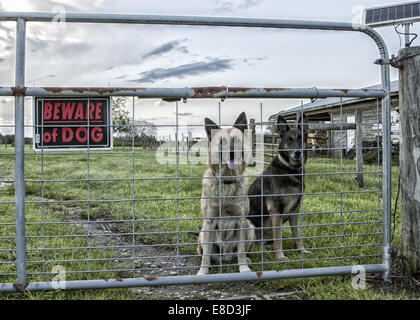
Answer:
(14, 17, 27, 288)
(398, 46, 420, 275)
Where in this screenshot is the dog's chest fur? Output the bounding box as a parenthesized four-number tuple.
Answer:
(248, 156, 304, 228)
(267, 158, 303, 199)
(201, 168, 249, 217)
(201, 169, 249, 259)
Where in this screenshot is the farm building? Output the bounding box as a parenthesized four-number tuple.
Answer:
(270, 80, 400, 158)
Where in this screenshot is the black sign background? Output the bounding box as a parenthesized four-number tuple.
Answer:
(34, 97, 112, 150)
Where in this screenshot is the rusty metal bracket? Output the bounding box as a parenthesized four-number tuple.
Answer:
(12, 282, 29, 292)
(11, 87, 27, 96)
(374, 58, 392, 66)
(390, 55, 403, 69)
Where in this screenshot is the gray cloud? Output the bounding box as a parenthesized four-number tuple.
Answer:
(0, 23, 15, 67)
(237, 0, 263, 9)
(25, 0, 84, 12)
(103, 39, 190, 72)
(27, 74, 56, 83)
(112, 74, 128, 80)
(242, 55, 268, 65)
(0, 23, 16, 47)
(142, 39, 189, 60)
(210, 0, 263, 12)
(129, 57, 234, 84)
(27, 35, 94, 58)
(213, 1, 234, 12)
(176, 112, 193, 117)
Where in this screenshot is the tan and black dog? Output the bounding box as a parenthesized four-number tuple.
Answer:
(248, 114, 312, 261)
(197, 112, 256, 275)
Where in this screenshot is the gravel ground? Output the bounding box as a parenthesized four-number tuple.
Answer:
(64, 206, 301, 300)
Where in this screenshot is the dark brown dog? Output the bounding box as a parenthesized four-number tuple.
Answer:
(248, 114, 312, 261)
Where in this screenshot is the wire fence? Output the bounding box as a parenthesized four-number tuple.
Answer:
(1, 96, 388, 290)
(0, 12, 392, 292)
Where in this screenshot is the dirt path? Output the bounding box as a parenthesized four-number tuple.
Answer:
(64, 206, 301, 300)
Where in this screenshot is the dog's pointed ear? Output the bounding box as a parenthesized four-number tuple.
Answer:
(277, 115, 289, 137)
(233, 112, 248, 133)
(204, 117, 220, 141)
(297, 113, 309, 136)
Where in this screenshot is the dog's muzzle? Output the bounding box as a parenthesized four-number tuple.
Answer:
(291, 151, 302, 161)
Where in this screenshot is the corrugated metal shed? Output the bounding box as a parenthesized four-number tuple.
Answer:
(274, 80, 399, 119)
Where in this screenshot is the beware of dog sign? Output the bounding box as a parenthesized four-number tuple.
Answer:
(33, 97, 112, 150)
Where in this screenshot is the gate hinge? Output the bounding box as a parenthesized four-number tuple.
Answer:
(375, 56, 402, 69)
(389, 55, 402, 69)
(374, 58, 391, 66)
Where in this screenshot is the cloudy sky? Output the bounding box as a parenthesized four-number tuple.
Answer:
(0, 0, 418, 138)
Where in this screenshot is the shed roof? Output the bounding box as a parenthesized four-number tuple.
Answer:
(275, 80, 399, 118)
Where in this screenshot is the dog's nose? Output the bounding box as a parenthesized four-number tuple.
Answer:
(293, 151, 301, 160)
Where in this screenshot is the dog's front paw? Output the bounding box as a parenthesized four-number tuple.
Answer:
(197, 268, 209, 276)
(239, 265, 252, 273)
(276, 254, 289, 261)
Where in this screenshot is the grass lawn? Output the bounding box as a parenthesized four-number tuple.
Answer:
(0, 145, 411, 300)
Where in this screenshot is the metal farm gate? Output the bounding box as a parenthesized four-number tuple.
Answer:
(0, 12, 391, 292)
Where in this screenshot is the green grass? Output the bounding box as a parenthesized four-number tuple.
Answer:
(0, 145, 411, 300)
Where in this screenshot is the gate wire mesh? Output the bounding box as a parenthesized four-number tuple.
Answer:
(0, 12, 392, 291)
(0, 95, 385, 285)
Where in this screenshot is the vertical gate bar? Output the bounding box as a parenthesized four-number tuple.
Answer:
(175, 101, 180, 274)
(41, 99, 45, 281)
(380, 62, 392, 281)
(259, 102, 264, 272)
(218, 101, 222, 273)
(131, 96, 136, 277)
(300, 101, 305, 269)
(87, 97, 91, 280)
(339, 98, 344, 266)
(376, 98, 381, 264)
(355, 109, 364, 188)
(14, 17, 27, 287)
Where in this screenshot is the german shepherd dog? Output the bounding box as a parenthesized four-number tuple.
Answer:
(197, 112, 256, 275)
(248, 114, 312, 261)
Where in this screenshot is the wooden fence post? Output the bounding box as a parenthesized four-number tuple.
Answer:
(356, 109, 364, 188)
(398, 45, 420, 275)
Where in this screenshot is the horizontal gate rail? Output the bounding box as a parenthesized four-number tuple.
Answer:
(0, 87, 386, 99)
(0, 264, 386, 292)
(0, 11, 392, 292)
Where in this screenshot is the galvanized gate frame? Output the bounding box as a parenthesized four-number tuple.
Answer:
(0, 12, 392, 292)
